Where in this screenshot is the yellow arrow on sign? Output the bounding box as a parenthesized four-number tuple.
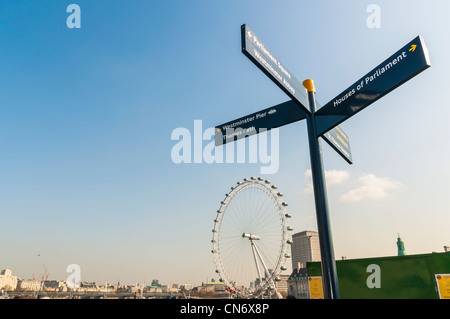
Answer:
(409, 44, 417, 52)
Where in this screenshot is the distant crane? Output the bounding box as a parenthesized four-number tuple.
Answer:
(34, 265, 49, 282)
(42, 265, 49, 281)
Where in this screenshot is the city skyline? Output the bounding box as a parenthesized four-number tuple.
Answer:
(3, 229, 445, 288)
(1, 0, 449, 287)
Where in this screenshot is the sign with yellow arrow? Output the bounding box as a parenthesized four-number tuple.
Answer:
(314, 36, 431, 136)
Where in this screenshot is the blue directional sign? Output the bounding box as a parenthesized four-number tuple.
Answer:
(241, 24, 310, 114)
(215, 98, 353, 163)
(315, 35, 431, 136)
(215, 100, 306, 146)
(321, 126, 352, 164)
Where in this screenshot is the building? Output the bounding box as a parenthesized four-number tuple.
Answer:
(201, 281, 225, 292)
(194, 281, 226, 296)
(78, 282, 100, 292)
(180, 284, 192, 290)
(151, 279, 160, 287)
(287, 267, 310, 299)
(116, 285, 133, 293)
(0, 269, 18, 291)
(291, 231, 321, 271)
(166, 286, 180, 294)
(43, 280, 68, 292)
(146, 286, 162, 293)
(274, 274, 290, 297)
(17, 279, 41, 291)
(287, 230, 321, 299)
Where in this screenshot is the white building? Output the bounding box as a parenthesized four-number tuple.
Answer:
(287, 267, 310, 299)
(17, 279, 41, 291)
(0, 269, 18, 291)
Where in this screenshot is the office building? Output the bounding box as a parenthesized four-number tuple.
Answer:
(291, 230, 321, 271)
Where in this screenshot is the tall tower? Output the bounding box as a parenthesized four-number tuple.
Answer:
(291, 230, 321, 270)
(397, 233, 406, 256)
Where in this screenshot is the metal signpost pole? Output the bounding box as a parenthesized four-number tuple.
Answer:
(303, 79, 340, 299)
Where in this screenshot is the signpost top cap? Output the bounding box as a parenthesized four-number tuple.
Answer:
(303, 79, 315, 93)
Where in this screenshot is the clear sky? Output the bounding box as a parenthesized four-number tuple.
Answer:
(0, 0, 449, 287)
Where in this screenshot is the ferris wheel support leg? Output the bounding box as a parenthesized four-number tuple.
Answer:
(250, 240, 263, 288)
(252, 241, 282, 299)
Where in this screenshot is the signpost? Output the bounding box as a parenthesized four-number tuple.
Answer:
(216, 24, 431, 299)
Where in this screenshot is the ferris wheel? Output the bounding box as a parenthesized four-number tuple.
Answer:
(211, 177, 293, 298)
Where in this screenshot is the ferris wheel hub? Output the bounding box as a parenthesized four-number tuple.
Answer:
(242, 233, 261, 240)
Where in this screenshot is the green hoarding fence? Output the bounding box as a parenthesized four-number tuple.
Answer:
(306, 252, 450, 299)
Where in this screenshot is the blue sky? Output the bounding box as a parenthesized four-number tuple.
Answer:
(0, 0, 449, 286)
